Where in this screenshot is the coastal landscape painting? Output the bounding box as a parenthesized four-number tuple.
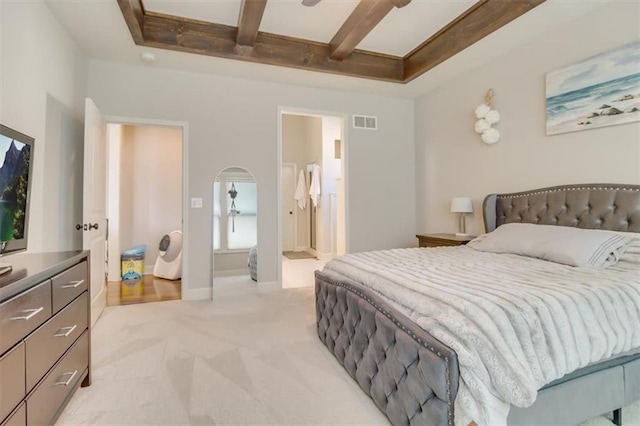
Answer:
(546, 40, 640, 135)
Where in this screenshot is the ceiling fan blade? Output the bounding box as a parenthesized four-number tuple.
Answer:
(302, 0, 322, 6)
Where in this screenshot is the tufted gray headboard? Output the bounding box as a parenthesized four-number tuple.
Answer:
(483, 184, 640, 233)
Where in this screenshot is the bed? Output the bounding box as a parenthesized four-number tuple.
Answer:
(315, 184, 640, 426)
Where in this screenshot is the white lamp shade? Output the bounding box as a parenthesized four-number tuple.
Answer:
(450, 197, 473, 213)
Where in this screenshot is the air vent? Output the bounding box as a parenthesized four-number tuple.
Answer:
(353, 115, 377, 130)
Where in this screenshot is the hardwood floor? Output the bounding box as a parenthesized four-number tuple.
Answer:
(107, 274, 181, 306)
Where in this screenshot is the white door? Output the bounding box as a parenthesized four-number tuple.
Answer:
(281, 164, 296, 252)
(83, 98, 107, 326)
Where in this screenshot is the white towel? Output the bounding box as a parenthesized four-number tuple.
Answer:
(309, 165, 321, 207)
(294, 170, 307, 210)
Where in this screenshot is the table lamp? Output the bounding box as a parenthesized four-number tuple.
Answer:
(450, 197, 473, 236)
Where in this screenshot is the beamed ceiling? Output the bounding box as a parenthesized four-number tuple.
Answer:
(117, 0, 546, 84)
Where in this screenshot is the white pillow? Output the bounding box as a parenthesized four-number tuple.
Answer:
(618, 236, 640, 264)
(467, 223, 635, 268)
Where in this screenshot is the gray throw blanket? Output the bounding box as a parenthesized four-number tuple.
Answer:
(323, 247, 640, 425)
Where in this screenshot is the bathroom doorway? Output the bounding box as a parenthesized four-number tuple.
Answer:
(279, 110, 347, 289)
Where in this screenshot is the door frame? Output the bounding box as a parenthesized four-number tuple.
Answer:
(104, 115, 190, 300)
(276, 106, 349, 289)
(281, 162, 298, 253)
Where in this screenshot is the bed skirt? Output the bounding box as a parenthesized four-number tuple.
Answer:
(315, 269, 459, 426)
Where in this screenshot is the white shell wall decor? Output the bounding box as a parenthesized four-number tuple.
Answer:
(474, 89, 500, 144)
(481, 128, 500, 144)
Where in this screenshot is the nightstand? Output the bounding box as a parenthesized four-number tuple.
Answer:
(416, 233, 475, 248)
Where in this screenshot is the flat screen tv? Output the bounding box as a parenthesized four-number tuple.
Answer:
(0, 124, 34, 265)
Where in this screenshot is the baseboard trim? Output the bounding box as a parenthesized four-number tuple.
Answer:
(144, 265, 154, 275)
(316, 252, 334, 260)
(213, 269, 249, 277)
(258, 281, 280, 293)
(183, 287, 212, 301)
(91, 285, 106, 327)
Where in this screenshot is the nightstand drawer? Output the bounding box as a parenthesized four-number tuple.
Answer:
(51, 262, 88, 314)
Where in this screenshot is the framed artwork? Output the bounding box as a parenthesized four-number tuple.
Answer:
(546, 40, 640, 135)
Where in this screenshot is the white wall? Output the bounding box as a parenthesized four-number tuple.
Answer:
(213, 252, 249, 276)
(119, 126, 134, 253)
(1, 1, 88, 253)
(88, 60, 416, 294)
(119, 125, 183, 274)
(319, 116, 342, 257)
(415, 2, 640, 237)
(282, 114, 313, 250)
(107, 124, 123, 281)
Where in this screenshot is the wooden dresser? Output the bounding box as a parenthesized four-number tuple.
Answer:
(0, 251, 91, 426)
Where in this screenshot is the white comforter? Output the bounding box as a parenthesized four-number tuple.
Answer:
(323, 247, 640, 426)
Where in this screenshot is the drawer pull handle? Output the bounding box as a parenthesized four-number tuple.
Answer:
(53, 324, 77, 338)
(54, 370, 78, 387)
(9, 307, 44, 321)
(61, 280, 84, 289)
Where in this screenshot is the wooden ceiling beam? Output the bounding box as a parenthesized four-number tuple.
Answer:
(117, 0, 146, 44)
(403, 0, 546, 82)
(329, 0, 411, 61)
(118, 0, 547, 84)
(237, 0, 268, 46)
(141, 12, 404, 82)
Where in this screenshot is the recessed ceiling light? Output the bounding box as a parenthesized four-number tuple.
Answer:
(141, 52, 156, 63)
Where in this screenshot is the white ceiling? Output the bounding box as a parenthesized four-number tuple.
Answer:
(44, 0, 612, 98)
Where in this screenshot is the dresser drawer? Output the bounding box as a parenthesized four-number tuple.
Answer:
(1, 403, 25, 426)
(25, 292, 88, 392)
(0, 343, 25, 423)
(51, 262, 88, 314)
(26, 331, 88, 426)
(0, 281, 52, 355)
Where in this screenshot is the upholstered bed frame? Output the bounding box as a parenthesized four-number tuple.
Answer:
(315, 184, 640, 425)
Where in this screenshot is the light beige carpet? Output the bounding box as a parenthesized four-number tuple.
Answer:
(57, 287, 640, 425)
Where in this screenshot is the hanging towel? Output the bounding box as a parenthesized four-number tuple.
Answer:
(294, 170, 307, 210)
(309, 164, 321, 207)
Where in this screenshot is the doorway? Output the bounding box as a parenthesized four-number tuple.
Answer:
(279, 110, 347, 289)
(104, 123, 184, 306)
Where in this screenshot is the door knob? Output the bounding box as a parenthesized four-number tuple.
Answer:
(78, 223, 99, 231)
